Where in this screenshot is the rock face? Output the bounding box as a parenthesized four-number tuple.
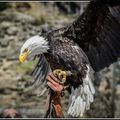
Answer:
(0, 11, 39, 60)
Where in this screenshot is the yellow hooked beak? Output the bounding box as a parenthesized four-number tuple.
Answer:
(19, 51, 29, 63)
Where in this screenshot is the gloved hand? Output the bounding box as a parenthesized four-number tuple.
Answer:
(47, 73, 64, 92)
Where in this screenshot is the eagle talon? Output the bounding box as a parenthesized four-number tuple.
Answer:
(53, 69, 63, 76)
(53, 69, 67, 84)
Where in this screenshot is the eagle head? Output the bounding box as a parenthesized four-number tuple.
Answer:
(19, 35, 49, 63)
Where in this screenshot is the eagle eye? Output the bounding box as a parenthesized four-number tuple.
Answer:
(23, 48, 28, 53)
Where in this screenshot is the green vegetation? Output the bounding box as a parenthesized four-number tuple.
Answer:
(0, 3, 9, 11)
(32, 14, 46, 26)
(9, 58, 39, 74)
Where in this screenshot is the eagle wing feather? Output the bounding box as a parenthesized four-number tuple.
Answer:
(63, 0, 120, 72)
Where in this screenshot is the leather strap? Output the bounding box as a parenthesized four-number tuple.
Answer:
(44, 89, 64, 118)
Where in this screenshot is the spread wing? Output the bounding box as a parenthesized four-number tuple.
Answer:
(63, 0, 120, 72)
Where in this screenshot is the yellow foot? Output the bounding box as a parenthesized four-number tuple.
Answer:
(53, 69, 67, 84)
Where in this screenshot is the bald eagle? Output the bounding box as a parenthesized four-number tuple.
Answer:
(19, 0, 120, 117)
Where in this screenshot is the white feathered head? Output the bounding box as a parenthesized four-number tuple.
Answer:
(19, 35, 49, 63)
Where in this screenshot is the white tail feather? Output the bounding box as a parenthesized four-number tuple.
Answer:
(68, 65, 95, 117)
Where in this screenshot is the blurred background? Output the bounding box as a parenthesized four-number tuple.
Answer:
(0, 2, 120, 118)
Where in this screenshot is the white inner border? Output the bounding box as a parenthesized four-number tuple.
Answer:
(0, 1, 90, 2)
